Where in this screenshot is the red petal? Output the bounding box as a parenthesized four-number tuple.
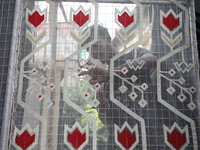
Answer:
(118, 11, 134, 27)
(68, 128, 86, 149)
(16, 130, 35, 150)
(167, 128, 186, 149)
(73, 11, 89, 27)
(118, 128, 136, 149)
(28, 11, 44, 27)
(163, 13, 180, 31)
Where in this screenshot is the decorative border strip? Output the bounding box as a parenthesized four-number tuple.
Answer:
(157, 0, 198, 149)
(64, 0, 98, 149)
(110, 0, 147, 149)
(16, 1, 58, 149)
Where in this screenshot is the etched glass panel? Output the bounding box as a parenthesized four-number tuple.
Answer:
(10, 0, 199, 150)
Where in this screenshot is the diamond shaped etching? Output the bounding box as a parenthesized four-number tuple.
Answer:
(138, 99, 147, 108)
(131, 75, 138, 82)
(177, 94, 186, 102)
(38, 75, 46, 83)
(166, 86, 176, 95)
(133, 61, 139, 68)
(75, 67, 82, 74)
(121, 67, 129, 75)
(36, 94, 44, 101)
(178, 77, 186, 85)
(168, 69, 176, 76)
(189, 86, 196, 94)
(180, 62, 187, 70)
(141, 83, 148, 91)
(31, 68, 38, 75)
(129, 92, 138, 101)
(91, 99, 100, 108)
(49, 83, 55, 91)
(187, 102, 197, 111)
(94, 83, 101, 91)
(84, 74, 91, 81)
(119, 85, 128, 94)
(82, 92, 91, 100)
(26, 87, 35, 94)
(45, 101, 53, 109)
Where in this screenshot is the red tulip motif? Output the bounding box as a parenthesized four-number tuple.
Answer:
(163, 13, 180, 31)
(164, 123, 189, 150)
(15, 130, 35, 150)
(68, 128, 86, 149)
(65, 122, 88, 150)
(167, 128, 187, 149)
(28, 10, 44, 27)
(118, 11, 134, 28)
(115, 122, 139, 149)
(73, 10, 89, 27)
(118, 127, 136, 149)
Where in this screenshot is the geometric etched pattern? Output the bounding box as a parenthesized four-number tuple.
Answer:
(7, 0, 199, 150)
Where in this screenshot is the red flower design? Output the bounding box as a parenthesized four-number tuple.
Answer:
(68, 128, 86, 149)
(118, 11, 134, 27)
(28, 10, 44, 27)
(15, 130, 35, 150)
(73, 11, 89, 27)
(118, 127, 136, 149)
(167, 128, 186, 149)
(163, 13, 180, 31)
